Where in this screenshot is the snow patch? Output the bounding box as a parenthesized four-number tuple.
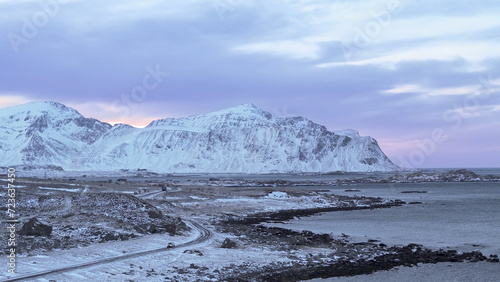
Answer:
(266, 191, 290, 199)
(189, 196, 208, 200)
(38, 186, 82, 192)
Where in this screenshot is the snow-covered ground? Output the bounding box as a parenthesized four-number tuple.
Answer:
(37, 186, 82, 192)
(3, 174, 498, 281)
(171, 189, 392, 218)
(1, 178, 392, 281)
(4, 221, 337, 281)
(3, 223, 197, 281)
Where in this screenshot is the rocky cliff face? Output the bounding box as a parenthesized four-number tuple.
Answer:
(0, 101, 110, 167)
(0, 102, 400, 173)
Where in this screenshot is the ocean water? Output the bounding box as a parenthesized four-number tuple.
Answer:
(269, 181, 500, 256)
(51, 167, 500, 182)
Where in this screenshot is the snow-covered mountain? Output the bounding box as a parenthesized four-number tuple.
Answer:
(0, 102, 110, 168)
(0, 101, 400, 173)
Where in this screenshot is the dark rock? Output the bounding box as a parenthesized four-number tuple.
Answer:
(487, 254, 499, 263)
(19, 218, 52, 237)
(162, 222, 177, 236)
(148, 210, 163, 219)
(290, 235, 307, 246)
(183, 249, 204, 256)
(221, 238, 237, 249)
(101, 232, 119, 242)
(318, 234, 332, 244)
(133, 225, 147, 233)
(224, 200, 405, 225)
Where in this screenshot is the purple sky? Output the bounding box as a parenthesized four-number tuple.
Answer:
(1, 0, 500, 168)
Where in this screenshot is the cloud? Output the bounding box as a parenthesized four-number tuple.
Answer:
(0, 94, 34, 108)
(381, 84, 480, 96)
(317, 40, 500, 69)
(232, 40, 320, 60)
(1, 0, 499, 167)
(65, 101, 166, 127)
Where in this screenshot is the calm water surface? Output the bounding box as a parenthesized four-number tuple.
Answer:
(271, 181, 500, 256)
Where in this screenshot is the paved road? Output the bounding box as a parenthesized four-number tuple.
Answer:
(2, 220, 211, 282)
(135, 189, 165, 199)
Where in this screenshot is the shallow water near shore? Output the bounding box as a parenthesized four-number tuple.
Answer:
(268, 181, 500, 281)
(270, 182, 500, 256)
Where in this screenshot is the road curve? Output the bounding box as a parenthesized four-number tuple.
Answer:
(135, 190, 165, 200)
(2, 220, 211, 282)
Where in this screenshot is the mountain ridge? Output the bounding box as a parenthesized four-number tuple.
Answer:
(0, 101, 400, 173)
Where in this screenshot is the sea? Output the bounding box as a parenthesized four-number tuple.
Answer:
(261, 168, 500, 255)
(283, 168, 500, 281)
(272, 180, 500, 256)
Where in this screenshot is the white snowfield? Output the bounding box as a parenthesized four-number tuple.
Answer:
(265, 191, 290, 199)
(0, 101, 400, 173)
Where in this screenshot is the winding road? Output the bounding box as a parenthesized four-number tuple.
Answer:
(2, 220, 212, 282)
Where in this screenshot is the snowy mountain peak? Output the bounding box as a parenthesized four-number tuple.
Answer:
(147, 103, 274, 129)
(0, 102, 111, 166)
(227, 102, 258, 110)
(334, 129, 360, 137)
(0, 101, 400, 173)
(223, 103, 260, 113)
(4, 101, 79, 116)
(201, 103, 272, 119)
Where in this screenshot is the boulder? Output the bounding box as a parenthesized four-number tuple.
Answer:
(148, 210, 163, 219)
(20, 217, 52, 237)
(221, 238, 237, 249)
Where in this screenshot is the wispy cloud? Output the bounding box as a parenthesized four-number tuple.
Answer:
(0, 94, 34, 108)
(232, 40, 320, 60)
(381, 84, 480, 96)
(317, 40, 500, 68)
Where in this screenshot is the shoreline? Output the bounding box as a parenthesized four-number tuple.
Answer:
(222, 199, 406, 225)
(217, 203, 498, 281)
